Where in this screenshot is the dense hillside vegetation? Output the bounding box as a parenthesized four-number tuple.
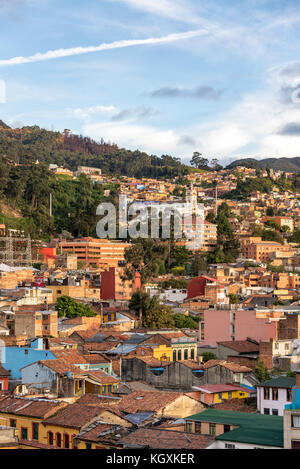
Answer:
(0, 120, 190, 239)
(0, 121, 190, 178)
(227, 157, 300, 173)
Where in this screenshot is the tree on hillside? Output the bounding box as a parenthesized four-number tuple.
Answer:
(56, 295, 97, 318)
(129, 291, 174, 329)
(190, 152, 209, 170)
(123, 238, 168, 285)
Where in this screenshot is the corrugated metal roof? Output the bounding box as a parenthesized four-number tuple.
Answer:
(124, 412, 154, 425)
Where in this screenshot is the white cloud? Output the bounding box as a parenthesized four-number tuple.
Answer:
(80, 60, 300, 164)
(0, 29, 209, 67)
(83, 120, 194, 157)
(108, 0, 201, 25)
(67, 105, 116, 121)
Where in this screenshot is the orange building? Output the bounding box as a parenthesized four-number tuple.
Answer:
(57, 238, 130, 269)
(241, 237, 293, 262)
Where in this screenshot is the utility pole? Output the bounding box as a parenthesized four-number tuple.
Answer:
(215, 185, 218, 218)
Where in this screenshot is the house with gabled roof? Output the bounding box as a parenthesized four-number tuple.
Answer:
(0, 396, 67, 445)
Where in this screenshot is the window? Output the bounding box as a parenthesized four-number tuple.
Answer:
(190, 349, 195, 360)
(224, 425, 231, 433)
(264, 388, 269, 400)
(264, 408, 270, 415)
(56, 432, 62, 447)
(184, 349, 188, 360)
(173, 350, 177, 361)
(225, 443, 235, 449)
(195, 423, 201, 434)
(209, 423, 216, 436)
(292, 416, 300, 428)
(64, 433, 70, 449)
(107, 385, 112, 394)
(178, 350, 182, 361)
(272, 388, 278, 401)
(21, 427, 28, 440)
(185, 422, 193, 433)
(48, 431, 54, 445)
(32, 422, 39, 440)
(10, 419, 16, 428)
(86, 443, 92, 450)
(287, 388, 292, 402)
(272, 409, 278, 416)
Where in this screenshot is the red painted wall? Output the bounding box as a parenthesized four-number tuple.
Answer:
(187, 277, 207, 299)
(100, 268, 116, 300)
(0, 377, 8, 391)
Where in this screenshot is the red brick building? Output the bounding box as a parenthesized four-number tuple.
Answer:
(100, 267, 141, 301)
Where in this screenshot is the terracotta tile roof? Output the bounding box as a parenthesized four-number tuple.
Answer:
(51, 349, 88, 364)
(158, 332, 188, 340)
(0, 397, 66, 418)
(39, 359, 79, 376)
(42, 403, 105, 429)
(18, 440, 64, 449)
(181, 360, 203, 370)
(217, 340, 259, 353)
(84, 342, 119, 352)
(119, 428, 213, 449)
(202, 360, 252, 373)
(71, 328, 100, 340)
(76, 422, 119, 443)
(78, 394, 121, 407)
(193, 384, 256, 394)
(0, 365, 10, 377)
(83, 354, 109, 364)
(48, 337, 77, 346)
(118, 391, 182, 414)
(86, 370, 120, 385)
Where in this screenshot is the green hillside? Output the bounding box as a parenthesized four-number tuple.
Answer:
(227, 157, 300, 173)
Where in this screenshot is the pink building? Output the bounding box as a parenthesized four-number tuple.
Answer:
(199, 309, 280, 345)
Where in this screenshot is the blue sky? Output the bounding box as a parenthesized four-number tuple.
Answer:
(1, 0, 300, 165)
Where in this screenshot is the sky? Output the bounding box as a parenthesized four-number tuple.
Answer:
(1, 0, 300, 165)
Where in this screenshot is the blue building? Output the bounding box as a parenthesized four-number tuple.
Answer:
(0, 338, 56, 380)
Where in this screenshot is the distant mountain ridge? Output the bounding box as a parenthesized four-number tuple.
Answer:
(226, 157, 300, 173)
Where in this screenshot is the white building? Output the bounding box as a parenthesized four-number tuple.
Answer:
(256, 376, 295, 416)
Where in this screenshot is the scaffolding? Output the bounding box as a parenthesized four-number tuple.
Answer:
(0, 233, 32, 267)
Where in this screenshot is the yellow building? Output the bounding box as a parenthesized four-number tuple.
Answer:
(40, 403, 132, 449)
(194, 384, 255, 405)
(0, 397, 67, 446)
(153, 344, 173, 362)
(48, 283, 101, 302)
